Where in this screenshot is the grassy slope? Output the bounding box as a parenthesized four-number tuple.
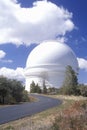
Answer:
(0, 95, 87, 130)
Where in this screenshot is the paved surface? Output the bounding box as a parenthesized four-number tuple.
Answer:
(0, 94, 62, 125)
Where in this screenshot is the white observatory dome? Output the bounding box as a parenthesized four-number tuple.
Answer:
(25, 41, 78, 91)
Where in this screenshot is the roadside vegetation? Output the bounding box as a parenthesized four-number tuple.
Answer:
(51, 98, 87, 130)
(0, 76, 29, 104)
(58, 66, 87, 97)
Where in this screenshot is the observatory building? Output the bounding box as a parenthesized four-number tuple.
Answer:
(25, 41, 78, 91)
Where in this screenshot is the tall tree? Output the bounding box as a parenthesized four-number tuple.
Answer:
(42, 80, 47, 94)
(61, 66, 78, 95)
(0, 76, 29, 104)
(36, 83, 41, 93)
(30, 81, 41, 93)
(30, 81, 36, 93)
(10, 79, 25, 102)
(0, 76, 10, 104)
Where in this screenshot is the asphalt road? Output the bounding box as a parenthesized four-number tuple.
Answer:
(0, 94, 62, 125)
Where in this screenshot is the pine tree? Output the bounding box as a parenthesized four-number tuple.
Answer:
(61, 65, 78, 95)
(30, 81, 36, 93)
(42, 80, 47, 94)
(36, 83, 41, 93)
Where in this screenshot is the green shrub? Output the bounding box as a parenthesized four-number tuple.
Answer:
(22, 90, 30, 102)
(4, 125, 14, 130)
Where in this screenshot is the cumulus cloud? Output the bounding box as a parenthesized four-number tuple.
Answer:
(0, 50, 13, 63)
(0, 50, 6, 59)
(0, 0, 74, 45)
(0, 67, 25, 81)
(77, 57, 87, 71)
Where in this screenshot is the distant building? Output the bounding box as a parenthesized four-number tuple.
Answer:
(25, 40, 78, 91)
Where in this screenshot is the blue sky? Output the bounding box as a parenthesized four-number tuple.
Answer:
(0, 0, 87, 84)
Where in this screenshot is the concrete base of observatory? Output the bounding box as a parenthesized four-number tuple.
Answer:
(25, 67, 65, 91)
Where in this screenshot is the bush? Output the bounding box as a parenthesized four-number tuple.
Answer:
(22, 90, 30, 102)
(30, 81, 41, 93)
(5, 95, 16, 104)
(51, 100, 87, 130)
(79, 85, 87, 97)
(0, 76, 30, 104)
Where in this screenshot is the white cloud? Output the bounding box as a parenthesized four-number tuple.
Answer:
(0, 0, 74, 45)
(0, 50, 6, 59)
(77, 57, 87, 71)
(0, 50, 13, 63)
(0, 67, 25, 81)
(0, 59, 13, 63)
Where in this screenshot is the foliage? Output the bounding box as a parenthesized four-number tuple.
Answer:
(30, 80, 48, 94)
(47, 87, 57, 94)
(60, 66, 79, 95)
(78, 84, 87, 97)
(30, 81, 41, 93)
(51, 100, 87, 130)
(0, 76, 29, 104)
(36, 83, 42, 93)
(9, 79, 25, 102)
(30, 81, 36, 93)
(3, 125, 14, 130)
(0, 76, 11, 104)
(21, 90, 29, 102)
(42, 82, 47, 94)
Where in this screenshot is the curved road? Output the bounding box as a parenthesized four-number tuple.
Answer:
(0, 94, 62, 125)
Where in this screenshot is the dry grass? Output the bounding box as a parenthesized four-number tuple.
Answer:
(0, 95, 87, 130)
(51, 100, 87, 130)
(0, 105, 11, 108)
(47, 94, 87, 101)
(29, 95, 39, 102)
